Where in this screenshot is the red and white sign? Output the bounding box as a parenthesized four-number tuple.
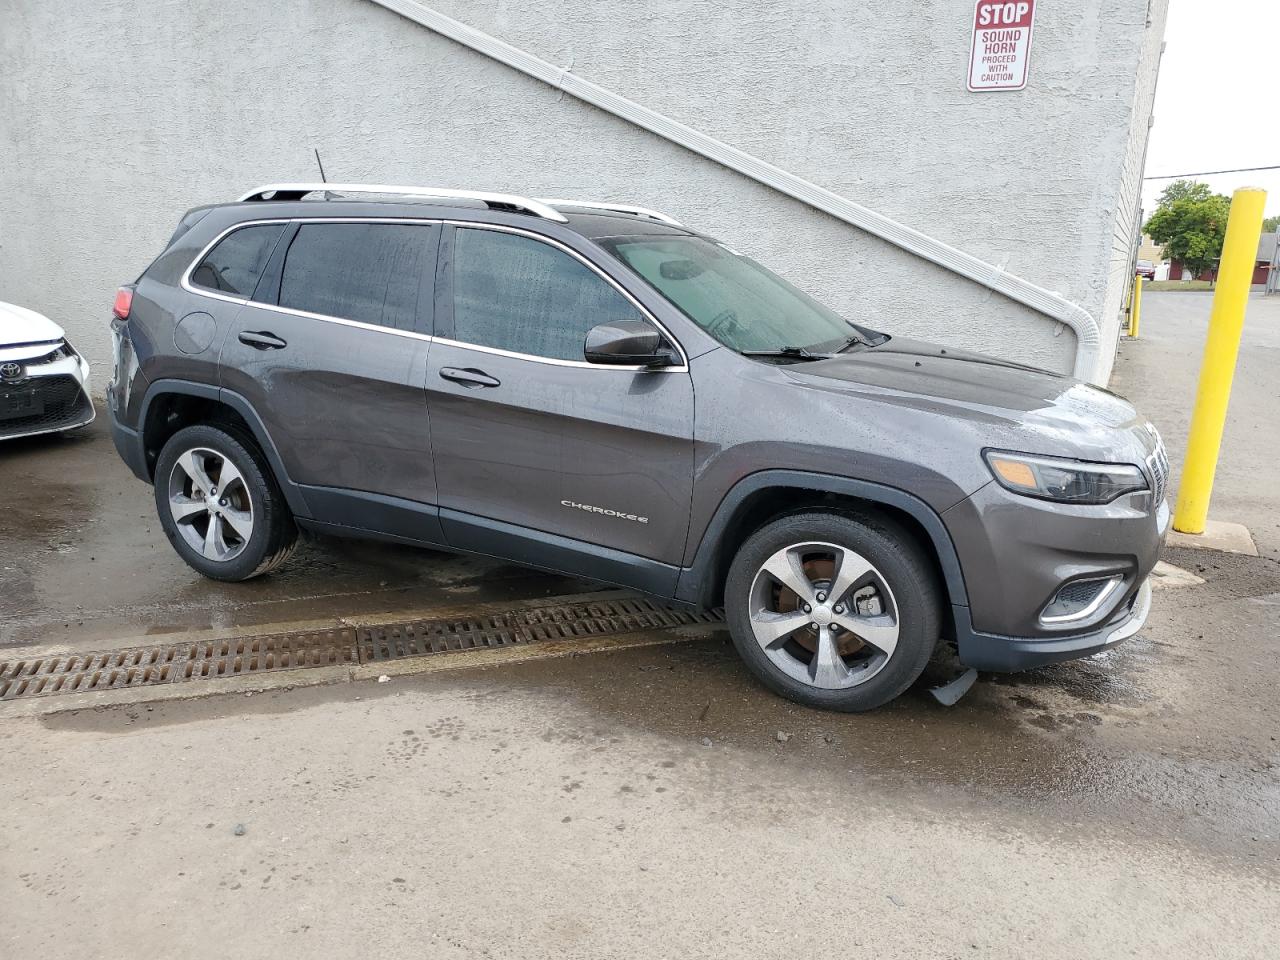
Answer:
(967, 0, 1036, 92)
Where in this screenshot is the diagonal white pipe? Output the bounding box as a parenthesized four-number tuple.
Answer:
(369, 0, 1101, 380)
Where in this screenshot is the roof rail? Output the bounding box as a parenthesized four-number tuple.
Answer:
(536, 198, 683, 226)
(237, 183, 569, 223)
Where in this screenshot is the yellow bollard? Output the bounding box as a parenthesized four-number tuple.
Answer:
(1128, 275, 1143, 338)
(1172, 187, 1267, 534)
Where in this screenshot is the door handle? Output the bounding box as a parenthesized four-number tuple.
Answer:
(238, 330, 287, 350)
(439, 366, 500, 388)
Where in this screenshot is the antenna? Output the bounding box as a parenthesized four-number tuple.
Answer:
(314, 149, 327, 183)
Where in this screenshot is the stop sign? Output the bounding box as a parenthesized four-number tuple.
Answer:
(968, 0, 1037, 91)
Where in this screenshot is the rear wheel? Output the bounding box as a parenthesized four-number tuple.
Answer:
(154, 424, 297, 581)
(724, 511, 942, 711)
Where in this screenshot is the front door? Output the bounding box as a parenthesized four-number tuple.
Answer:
(428, 224, 694, 587)
(217, 220, 440, 523)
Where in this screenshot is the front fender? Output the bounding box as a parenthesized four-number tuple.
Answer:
(674, 469, 969, 611)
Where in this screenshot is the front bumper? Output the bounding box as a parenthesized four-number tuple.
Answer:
(0, 351, 95, 441)
(941, 443, 1167, 671)
(954, 576, 1153, 671)
(943, 475, 1166, 637)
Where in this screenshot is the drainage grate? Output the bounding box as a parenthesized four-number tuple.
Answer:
(361, 595, 722, 662)
(0, 595, 723, 702)
(0, 629, 360, 701)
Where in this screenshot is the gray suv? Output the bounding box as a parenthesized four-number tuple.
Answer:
(108, 183, 1168, 711)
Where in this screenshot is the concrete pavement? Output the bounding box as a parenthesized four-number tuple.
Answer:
(3, 640, 1277, 959)
(2, 290, 1279, 957)
(1112, 291, 1280, 560)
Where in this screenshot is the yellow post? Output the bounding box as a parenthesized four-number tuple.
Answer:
(1172, 187, 1267, 534)
(1128, 275, 1143, 337)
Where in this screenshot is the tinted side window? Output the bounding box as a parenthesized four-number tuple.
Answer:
(190, 224, 286, 296)
(451, 228, 642, 361)
(279, 223, 431, 331)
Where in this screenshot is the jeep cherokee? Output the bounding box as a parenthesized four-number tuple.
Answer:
(108, 183, 1168, 711)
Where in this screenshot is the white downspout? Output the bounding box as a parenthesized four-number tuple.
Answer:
(369, 0, 1102, 381)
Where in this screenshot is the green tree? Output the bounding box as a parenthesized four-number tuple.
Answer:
(1263, 214, 1280, 234)
(1156, 179, 1214, 206)
(1144, 181, 1232, 278)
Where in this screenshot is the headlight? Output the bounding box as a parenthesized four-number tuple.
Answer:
(983, 450, 1148, 504)
(33, 340, 72, 363)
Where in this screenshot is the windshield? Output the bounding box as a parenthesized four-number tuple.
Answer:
(600, 235, 872, 354)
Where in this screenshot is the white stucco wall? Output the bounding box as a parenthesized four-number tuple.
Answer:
(0, 0, 1166, 383)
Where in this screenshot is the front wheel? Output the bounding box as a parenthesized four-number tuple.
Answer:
(153, 424, 298, 581)
(724, 511, 942, 712)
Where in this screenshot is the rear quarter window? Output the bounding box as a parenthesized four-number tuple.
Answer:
(189, 224, 287, 297)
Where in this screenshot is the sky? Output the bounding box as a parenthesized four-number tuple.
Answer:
(1141, 0, 1280, 220)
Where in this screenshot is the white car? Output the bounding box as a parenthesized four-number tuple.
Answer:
(0, 300, 95, 439)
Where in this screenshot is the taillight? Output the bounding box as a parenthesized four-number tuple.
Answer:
(112, 285, 134, 321)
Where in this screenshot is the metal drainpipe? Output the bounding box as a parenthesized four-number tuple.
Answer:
(369, 0, 1103, 381)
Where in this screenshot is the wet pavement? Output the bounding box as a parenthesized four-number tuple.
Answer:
(2, 601, 1277, 958)
(2, 291, 1280, 955)
(0, 421, 590, 651)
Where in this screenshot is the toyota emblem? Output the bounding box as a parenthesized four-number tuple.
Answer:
(0, 362, 24, 381)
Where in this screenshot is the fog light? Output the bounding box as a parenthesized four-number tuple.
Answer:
(1040, 575, 1124, 625)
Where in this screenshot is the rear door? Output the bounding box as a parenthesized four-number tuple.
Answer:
(217, 219, 441, 521)
(428, 224, 694, 585)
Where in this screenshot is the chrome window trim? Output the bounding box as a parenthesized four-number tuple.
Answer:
(180, 217, 292, 308)
(181, 217, 690, 372)
(429, 335, 679, 372)
(181, 217, 439, 344)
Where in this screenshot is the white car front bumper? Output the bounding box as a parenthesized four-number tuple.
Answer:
(0, 340, 95, 440)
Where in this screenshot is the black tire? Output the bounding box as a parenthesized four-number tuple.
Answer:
(724, 510, 942, 712)
(153, 423, 298, 582)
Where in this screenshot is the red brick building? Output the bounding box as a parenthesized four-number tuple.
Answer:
(1168, 233, 1276, 285)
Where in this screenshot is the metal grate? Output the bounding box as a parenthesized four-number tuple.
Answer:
(0, 595, 723, 702)
(361, 595, 722, 662)
(1055, 579, 1107, 606)
(0, 630, 359, 701)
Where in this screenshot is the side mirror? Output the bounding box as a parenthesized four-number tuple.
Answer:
(584, 320, 678, 367)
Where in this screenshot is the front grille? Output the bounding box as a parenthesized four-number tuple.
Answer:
(1146, 431, 1170, 504)
(0, 374, 92, 438)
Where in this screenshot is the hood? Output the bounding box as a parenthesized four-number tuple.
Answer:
(0, 300, 65, 345)
(783, 337, 1153, 461)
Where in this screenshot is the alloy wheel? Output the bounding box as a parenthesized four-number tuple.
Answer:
(167, 447, 255, 562)
(747, 541, 900, 690)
